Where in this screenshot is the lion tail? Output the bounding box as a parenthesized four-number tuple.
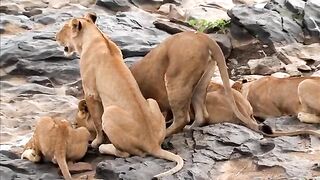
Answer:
(204, 34, 263, 133)
(151, 148, 184, 179)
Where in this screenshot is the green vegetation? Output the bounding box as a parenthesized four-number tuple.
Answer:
(188, 18, 231, 33)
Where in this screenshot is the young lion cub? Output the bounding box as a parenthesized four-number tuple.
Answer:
(21, 116, 90, 180)
(55, 13, 183, 178)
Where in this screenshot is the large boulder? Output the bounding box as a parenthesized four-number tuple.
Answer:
(228, 4, 304, 46)
(303, 0, 320, 44)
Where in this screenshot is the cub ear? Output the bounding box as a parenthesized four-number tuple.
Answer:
(84, 12, 97, 24)
(71, 18, 82, 35)
(78, 99, 88, 112)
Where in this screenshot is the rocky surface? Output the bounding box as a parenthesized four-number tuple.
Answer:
(0, 0, 320, 179)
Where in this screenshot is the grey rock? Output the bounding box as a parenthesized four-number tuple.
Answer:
(96, 0, 132, 11)
(229, 23, 276, 62)
(0, 14, 35, 34)
(124, 56, 142, 67)
(1, 82, 56, 97)
(0, 150, 62, 179)
(35, 16, 56, 25)
(228, 4, 304, 46)
(303, 0, 320, 44)
(153, 19, 195, 34)
(22, 9, 43, 17)
(26, 76, 54, 87)
(247, 56, 282, 75)
(0, 4, 21, 15)
(285, 0, 305, 14)
(297, 64, 312, 71)
(97, 11, 169, 58)
(207, 33, 232, 58)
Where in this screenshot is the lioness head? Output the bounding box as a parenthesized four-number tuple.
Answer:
(55, 13, 97, 57)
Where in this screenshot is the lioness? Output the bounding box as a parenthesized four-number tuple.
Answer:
(76, 83, 320, 139)
(21, 117, 90, 180)
(240, 76, 320, 124)
(55, 13, 183, 178)
(129, 32, 270, 136)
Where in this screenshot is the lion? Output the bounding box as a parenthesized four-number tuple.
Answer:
(76, 83, 320, 139)
(55, 13, 183, 178)
(21, 116, 91, 180)
(239, 76, 320, 124)
(129, 32, 270, 137)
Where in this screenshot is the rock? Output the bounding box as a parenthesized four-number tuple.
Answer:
(130, 0, 164, 11)
(0, 14, 35, 34)
(284, 0, 305, 14)
(228, 4, 304, 46)
(284, 64, 302, 76)
(297, 64, 311, 71)
(158, 3, 186, 21)
(187, 7, 229, 22)
(0, 4, 21, 15)
(153, 19, 195, 34)
(271, 72, 290, 78)
(97, 11, 169, 58)
(96, 0, 132, 11)
(124, 56, 142, 67)
(207, 33, 232, 58)
(35, 16, 56, 25)
(247, 56, 282, 75)
(22, 9, 43, 17)
(303, 0, 320, 44)
(49, 0, 70, 9)
(229, 23, 276, 62)
(0, 150, 62, 179)
(26, 76, 54, 87)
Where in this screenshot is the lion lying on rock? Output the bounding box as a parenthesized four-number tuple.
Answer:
(21, 117, 91, 180)
(56, 13, 183, 178)
(240, 76, 320, 124)
(76, 82, 320, 139)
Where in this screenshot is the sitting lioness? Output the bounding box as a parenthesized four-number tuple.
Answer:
(21, 117, 90, 180)
(55, 13, 183, 178)
(240, 76, 320, 124)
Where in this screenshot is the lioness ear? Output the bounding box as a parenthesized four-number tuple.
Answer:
(84, 12, 97, 24)
(71, 19, 82, 35)
(78, 99, 88, 112)
(232, 82, 243, 92)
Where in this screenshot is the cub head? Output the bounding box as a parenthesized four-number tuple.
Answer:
(74, 99, 90, 129)
(55, 12, 97, 57)
(21, 149, 41, 162)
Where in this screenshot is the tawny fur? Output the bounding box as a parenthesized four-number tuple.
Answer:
(129, 31, 264, 136)
(21, 117, 90, 180)
(56, 13, 183, 178)
(241, 76, 320, 124)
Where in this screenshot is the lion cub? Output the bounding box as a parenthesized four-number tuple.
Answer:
(21, 117, 90, 180)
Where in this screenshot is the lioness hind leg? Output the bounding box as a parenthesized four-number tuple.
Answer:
(101, 105, 145, 157)
(164, 74, 193, 137)
(297, 112, 320, 124)
(190, 60, 215, 128)
(85, 95, 104, 148)
(99, 144, 130, 158)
